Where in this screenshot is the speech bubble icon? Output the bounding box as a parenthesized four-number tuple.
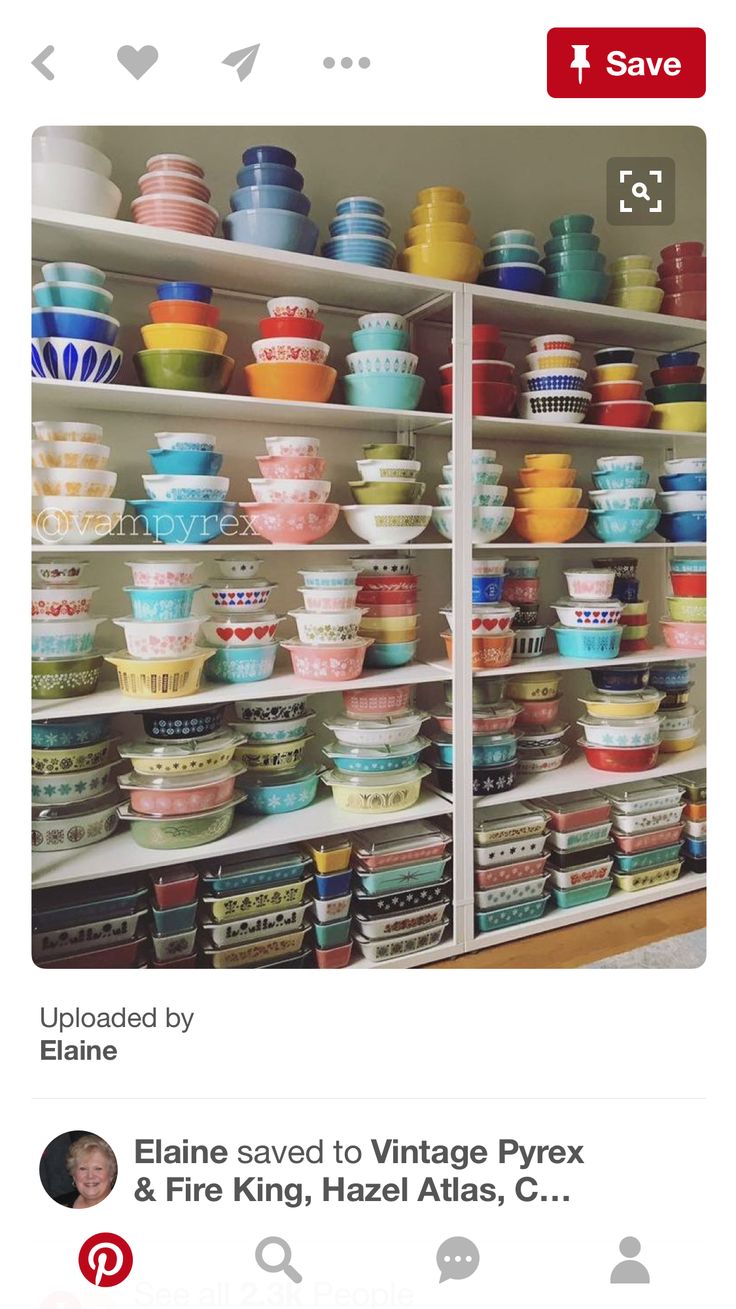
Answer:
(436, 1236, 480, 1283)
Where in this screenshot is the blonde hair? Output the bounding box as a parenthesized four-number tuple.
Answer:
(66, 1135, 117, 1181)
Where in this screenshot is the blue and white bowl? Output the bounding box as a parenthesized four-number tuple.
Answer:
(522, 369, 587, 392)
(322, 234, 396, 268)
(147, 448, 223, 477)
(31, 307, 119, 346)
(589, 488, 656, 512)
(330, 215, 391, 238)
(155, 432, 216, 452)
(323, 739, 427, 774)
(32, 714, 112, 749)
(205, 642, 279, 684)
(588, 508, 661, 543)
(124, 587, 200, 621)
(31, 337, 123, 384)
(336, 196, 385, 216)
(592, 469, 650, 491)
(32, 617, 104, 659)
(238, 763, 320, 815)
(142, 474, 229, 503)
(129, 500, 237, 546)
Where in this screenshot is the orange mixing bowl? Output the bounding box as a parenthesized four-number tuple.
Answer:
(244, 363, 338, 403)
(513, 506, 588, 543)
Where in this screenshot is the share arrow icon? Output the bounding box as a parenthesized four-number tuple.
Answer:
(222, 44, 260, 82)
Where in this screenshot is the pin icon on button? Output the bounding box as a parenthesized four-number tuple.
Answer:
(78, 1233, 133, 1289)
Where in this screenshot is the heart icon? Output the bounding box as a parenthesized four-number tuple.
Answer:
(216, 627, 233, 641)
(117, 44, 159, 79)
(255, 627, 268, 639)
(234, 628, 252, 641)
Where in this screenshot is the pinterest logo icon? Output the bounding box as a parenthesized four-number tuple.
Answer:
(78, 1233, 133, 1289)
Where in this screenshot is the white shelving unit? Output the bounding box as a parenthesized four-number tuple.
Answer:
(31, 205, 706, 970)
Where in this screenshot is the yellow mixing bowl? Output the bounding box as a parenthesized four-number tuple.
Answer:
(513, 487, 582, 509)
(506, 672, 561, 701)
(610, 269, 658, 288)
(513, 506, 588, 543)
(650, 401, 706, 432)
(416, 186, 466, 205)
(360, 614, 419, 634)
(141, 322, 228, 354)
(608, 287, 664, 313)
(523, 453, 573, 470)
(411, 202, 470, 226)
(518, 468, 577, 488)
(659, 733, 700, 754)
(592, 363, 638, 383)
(405, 221, 476, 246)
(610, 255, 653, 274)
(400, 241, 482, 283)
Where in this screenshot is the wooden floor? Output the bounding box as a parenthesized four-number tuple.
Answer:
(428, 890, 706, 970)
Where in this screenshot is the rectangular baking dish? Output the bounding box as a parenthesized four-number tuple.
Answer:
(472, 801, 547, 845)
(474, 854, 548, 889)
(32, 881, 147, 932)
(537, 791, 610, 832)
(674, 771, 706, 803)
(546, 841, 615, 872)
(303, 836, 353, 873)
(200, 846, 311, 895)
(353, 877, 452, 918)
(474, 874, 548, 910)
(546, 820, 612, 852)
(201, 901, 312, 947)
(202, 926, 311, 968)
(352, 918, 448, 963)
(311, 892, 353, 923)
(150, 865, 201, 908)
(473, 833, 547, 867)
(613, 859, 682, 892)
(610, 805, 684, 834)
(612, 822, 683, 854)
(614, 842, 683, 874)
(552, 878, 613, 909)
(350, 820, 451, 869)
(354, 899, 449, 939)
(38, 934, 148, 969)
(32, 908, 149, 962)
(599, 779, 684, 814)
(202, 876, 311, 923)
(548, 858, 614, 889)
(475, 894, 550, 934)
(354, 855, 451, 895)
(151, 927, 198, 962)
(684, 819, 706, 839)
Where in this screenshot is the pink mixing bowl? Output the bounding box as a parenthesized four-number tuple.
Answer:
(281, 638, 372, 681)
(256, 454, 327, 480)
(239, 501, 339, 544)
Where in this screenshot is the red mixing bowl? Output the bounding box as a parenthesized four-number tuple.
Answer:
(259, 316, 324, 339)
(440, 360, 515, 385)
(449, 341, 507, 362)
(588, 400, 653, 428)
(659, 273, 706, 295)
(651, 365, 704, 386)
(661, 290, 706, 320)
(661, 241, 703, 262)
(441, 380, 517, 417)
(579, 740, 660, 772)
(657, 255, 706, 277)
(670, 572, 706, 597)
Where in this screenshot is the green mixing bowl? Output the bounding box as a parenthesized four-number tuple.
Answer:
(32, 653, 104, 699)
(646, 383, 707, 405)
(542, 250, 606, 274)
(543, 269, 610, 303)
(133, 349, 235, 393)
(362, 443, 416, 460)
(349, 480, 425, 505)
(549, 213, 595, 237)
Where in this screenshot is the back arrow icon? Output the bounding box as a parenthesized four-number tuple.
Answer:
(32, 45, 55, 80)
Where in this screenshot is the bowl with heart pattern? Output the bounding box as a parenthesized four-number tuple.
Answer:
(202, 615, 285, 647)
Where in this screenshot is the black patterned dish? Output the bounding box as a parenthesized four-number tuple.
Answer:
(142, 704, 227, 740)
(353, 877, 452, 919)
(546, 840, 615, 871)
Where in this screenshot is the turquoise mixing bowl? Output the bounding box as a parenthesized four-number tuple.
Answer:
(343, 373, 425, 411)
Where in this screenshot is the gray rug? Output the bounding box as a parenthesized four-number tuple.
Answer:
(584, 929, 706, 969)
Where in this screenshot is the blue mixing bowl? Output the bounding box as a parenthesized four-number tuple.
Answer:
(322, 235, 395, 267)
(479, 263, 545, 293)
(206, 643, 278, 684)
(223, 209, 319, 254)
(364, 640, 418, 668)
(594, 347, 636, 365)
(230, 184, 311, 215)
(31, 714, 111, 749)
(525, 372, 584, 392)
(657, 511, 707, 543)
(335, 196, 384, 216)
(31, 338, 123, 384)
(659, 473, 706, 492)
(236, 162, 304, 191)
(147, 448, 223, 477)
(472, 574, 505, 604)
(330, 215, 391, 238)
(592, 469, 650, 490)
(352, 328, 410, 352)
(552, 624, 623, 660)
(657, 350, 699, 368)
(157, 281, 212, 303)
(31, 306, 118, 345)
(588, 508, 661, 543)
(124, 586, 199, 620)
(343, 373, 425, 411)
(242, 145, 297, 168)
(34, 282, 112, 313)
(129, 499, 237, 545)
(238, 763, 320, 816)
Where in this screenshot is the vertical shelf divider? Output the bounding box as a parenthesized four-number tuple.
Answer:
(450, 288, 475, 948)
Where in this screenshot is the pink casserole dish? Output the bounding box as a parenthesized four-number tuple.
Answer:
(538, 791, 611, 832)
(474, 853, 548, 889)
(612, 822, 684, 854)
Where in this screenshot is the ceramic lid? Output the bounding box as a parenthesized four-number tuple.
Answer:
(303, 836, 353, 854)
(601, 780, 684, 803)
(517, 723, 569, 746)
(581, 690, 662, 706)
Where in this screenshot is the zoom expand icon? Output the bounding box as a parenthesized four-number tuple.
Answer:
(78, 1233, 133, 1289)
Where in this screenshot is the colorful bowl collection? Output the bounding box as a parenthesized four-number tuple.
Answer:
(439, 323, 517, 417)
(512, 453, 588, 544)
(282, 563, 372, 682)
(603, 779, 688, 892)
(541, 214, 610, 303)
(648, 350, 707, 435)
(657, 241, 706, 320)
(588, 347, 653, 429)
(134, 280, 235, 395)
(129, 428, 236, 547)
(131, 153, 219, 237)
(31, 559, 106, 701)
(32, 262, 124, 384)
(433, 447, 514, 544)
(588, 454, 660, 544)
(31, 418, 125, 549)
(607, 254, 664, 315)
(224, 145, 319, 255)
(245, 296, 337, 403)
(518, 333, 591, 425)
(657, 455, 707, 545)
(344, 312, 425, 411)
(661, 557, 706, 655)
(400, 186, 483, 283)
(322, 196, 396, 269)
(473, 801, 551, 932)
(241, 432, 340, 546)
(479, 227, 544, 294)
(32, 125, 122, 219)
(353, 556, 420, 668)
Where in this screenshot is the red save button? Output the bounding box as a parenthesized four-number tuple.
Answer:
(548, 28, 706, 97)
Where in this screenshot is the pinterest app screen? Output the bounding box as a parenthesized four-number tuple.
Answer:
(7, 4, 729, 1307)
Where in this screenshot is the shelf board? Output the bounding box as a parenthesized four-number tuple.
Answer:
(32, 209, 458, 316)
(31, 788, 453, 889)
(471, 539, 704, 551)
(472, 744, 706, 809)
(31, 542, 453, 554)
(32, 658, 449, 720)
(471, 414, 706, 446)
(429, 646, 706, 680)
(32, 379, 448, 436)
(470, 284, 706, 351)
(468, 872, 705, 952)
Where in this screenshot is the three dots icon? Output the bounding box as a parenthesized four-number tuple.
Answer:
(323, 56, 371, 69)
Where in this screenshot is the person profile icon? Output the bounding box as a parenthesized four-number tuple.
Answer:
(610, 1236, 650, 1283)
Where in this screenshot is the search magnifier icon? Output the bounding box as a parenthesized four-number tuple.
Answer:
(255, 1236, 303, 1284)
(632, 182, 651, 202)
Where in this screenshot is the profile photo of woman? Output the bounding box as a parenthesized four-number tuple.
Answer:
(40, 1131, 117, 1209)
